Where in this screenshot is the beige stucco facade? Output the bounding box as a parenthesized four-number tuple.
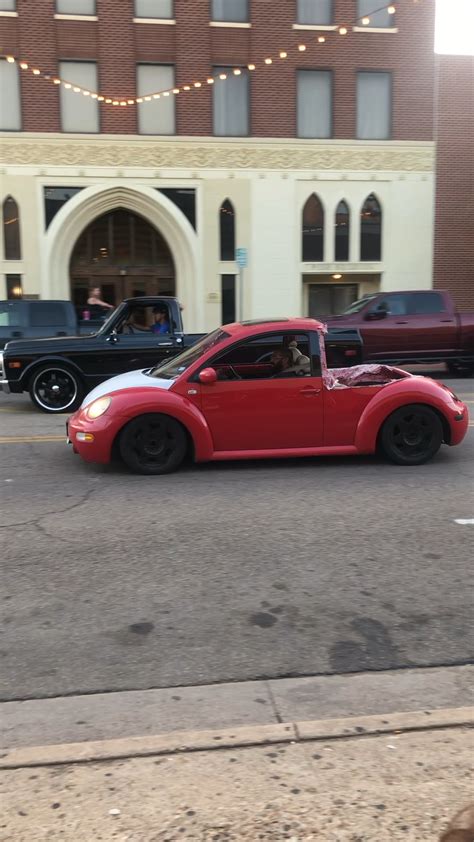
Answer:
(0, 133, 435, 332)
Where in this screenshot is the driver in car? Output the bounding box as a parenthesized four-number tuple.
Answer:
(151, 306, 170, 334)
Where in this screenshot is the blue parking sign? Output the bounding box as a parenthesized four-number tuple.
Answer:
(235, 247, 248, 268)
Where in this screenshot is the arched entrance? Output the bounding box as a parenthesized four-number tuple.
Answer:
(43, 184, 203, 330)
(70, 209, 175, 315)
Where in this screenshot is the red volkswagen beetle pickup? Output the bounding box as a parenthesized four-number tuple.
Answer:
(67, 318, 469, 475)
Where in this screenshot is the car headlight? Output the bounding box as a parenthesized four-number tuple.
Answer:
(86, 396, 112, 419)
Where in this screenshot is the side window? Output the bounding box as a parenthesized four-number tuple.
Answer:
(0, 302, 24, 327)
(29, 303, 69, 327)
(376, 294, 410, 316)
(116, 302, 172, 334)
(208, 333, 318, 380)
(408, 293, 446, 315)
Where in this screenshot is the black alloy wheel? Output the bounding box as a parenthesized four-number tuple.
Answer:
(119, 413, 187, 475)
(29, 366, 83, 413)
(380, 404, 443, 465)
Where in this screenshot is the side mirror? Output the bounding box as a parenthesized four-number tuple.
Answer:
(365, 307, 388, 321)
(198, 367, 218, 385)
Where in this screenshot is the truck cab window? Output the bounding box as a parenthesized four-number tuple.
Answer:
(409, 293, 446, 314)
(376, 294, 410, 316)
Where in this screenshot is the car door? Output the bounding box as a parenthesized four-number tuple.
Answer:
(359, 293, 414, 359)
(197, 332, 324, 453)
(98, 332, 183, 376)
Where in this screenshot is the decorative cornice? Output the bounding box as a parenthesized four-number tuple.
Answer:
(0, 137, 435, 172)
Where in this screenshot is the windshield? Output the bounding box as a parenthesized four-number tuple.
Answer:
(341, 295, 377, 315)
(149, 329, 230, 379)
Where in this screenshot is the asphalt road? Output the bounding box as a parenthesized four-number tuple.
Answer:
(1, 377, 473, 702)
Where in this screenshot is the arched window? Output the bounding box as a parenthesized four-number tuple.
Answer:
(220, 199, 235, 261)
(335, 200, 349, 261)
(302, 194, 324, 261)
(360, 194, 382, 261)
(3, 196, 21, 260)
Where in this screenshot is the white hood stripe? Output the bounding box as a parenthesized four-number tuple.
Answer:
(81, 369, 174, 407)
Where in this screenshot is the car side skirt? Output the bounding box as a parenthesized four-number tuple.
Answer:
(207, 445, 359, 462)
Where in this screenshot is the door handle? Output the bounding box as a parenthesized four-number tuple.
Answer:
(440, 319, 454, 323)
(300, 387, 321, 396)
(11, 330, 23, 337)
(395, 321, 408, 324)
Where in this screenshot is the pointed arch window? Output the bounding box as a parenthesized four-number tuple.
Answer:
(220, 199, 235, 261)
(360, 194, 382, 261)
(3, 196, 21, 260)
(302, 194, 324, 261)
(335, 200, 349, 261)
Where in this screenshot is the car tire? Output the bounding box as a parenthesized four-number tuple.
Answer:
(119, 413, 187, 475)
(447, 361, 474, 377)
(29, 365, 84, 413)
(380, 404, 443, 466)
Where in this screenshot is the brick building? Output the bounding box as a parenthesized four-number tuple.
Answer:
(0, 0, 467, 330)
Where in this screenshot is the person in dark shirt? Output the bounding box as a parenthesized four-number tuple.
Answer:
(151, 306, 170, 334)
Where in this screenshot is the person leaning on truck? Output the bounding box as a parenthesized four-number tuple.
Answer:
(86, 287, 114, 318)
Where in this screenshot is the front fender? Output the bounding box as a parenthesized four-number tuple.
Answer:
(16, 355, 87, 389)
(109, 387, 214, 462)
(354, 377, 460, 453)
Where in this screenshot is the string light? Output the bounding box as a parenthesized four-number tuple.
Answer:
(0, 3, 403, 107)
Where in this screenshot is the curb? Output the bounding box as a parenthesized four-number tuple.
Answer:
(1, 706, 472, 770)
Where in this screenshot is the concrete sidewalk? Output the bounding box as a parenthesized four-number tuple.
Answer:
(1, 724, 472, 841)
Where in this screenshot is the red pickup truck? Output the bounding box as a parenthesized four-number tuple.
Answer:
(324, 290, 474, 375)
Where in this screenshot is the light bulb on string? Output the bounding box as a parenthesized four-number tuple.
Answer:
(339, 26, 348, 35)
(183, 85, 191, 90)
(120, 101, 127, 106)
(279, 51, 287, 59)
(248, 64, 255, 71)
(20, 62, 28, 69)
(298, 44, 306, 51)
(388, 5, 396, 13)
(127, 99, 134, 104)
(83, 90, 90, 96)
(153, 93, 160, 99)
(194, 81, 201, 87)
(207, 78, 214, 84)
(318, 36, 326, 42)
(219, 73, 227, 80)
(6, 56, 15, 63)
(32, 68, 40, 75)
(233, 68, 241, 75)
(362, 16, 370, 25)
(173, 88, 180, 94)
(144, 96, 152, 101)
(264, 58, 272, 64)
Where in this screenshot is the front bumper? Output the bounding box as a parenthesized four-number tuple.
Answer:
(67, 407, 122, 464)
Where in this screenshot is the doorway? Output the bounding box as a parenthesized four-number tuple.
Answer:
(70, 208, 175, 319)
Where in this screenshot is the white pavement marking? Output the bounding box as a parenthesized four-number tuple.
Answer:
(454, 519, 474, 525)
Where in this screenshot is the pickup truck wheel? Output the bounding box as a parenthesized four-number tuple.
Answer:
(119, 413, 187, 475)
(380, 404, 443, 466)
(29, 366, 84, 413)
(447, 362, 474, 377)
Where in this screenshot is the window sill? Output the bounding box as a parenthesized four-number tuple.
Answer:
(133, 17, 176, 25)
(353, 26, 398, 33)
(0, 10, 18, 16)
(54, 13, 98, 21)
(209, 21, 251, 28)
(292, 23, 335, 30)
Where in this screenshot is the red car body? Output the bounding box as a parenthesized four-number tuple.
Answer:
(67, 319, 469, 472)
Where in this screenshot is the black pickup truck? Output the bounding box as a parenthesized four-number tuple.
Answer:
(0, 296, 362, 413)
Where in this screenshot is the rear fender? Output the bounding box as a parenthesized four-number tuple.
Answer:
(354, 377, 456, 453)
(108, 387, 214, 461)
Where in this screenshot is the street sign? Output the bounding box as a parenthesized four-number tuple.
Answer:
(235, 247, 248, 269)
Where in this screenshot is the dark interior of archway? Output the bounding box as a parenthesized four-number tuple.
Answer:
(70, 208, 175, 317)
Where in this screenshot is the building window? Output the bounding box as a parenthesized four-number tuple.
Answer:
(0, 0, 17, 10)
(297, 0, 332, 25)
(297, 70, 332, 138)
(220, 199, 235, 261)
(158, 189, 196, 230)
(302, 194, 324, 261)
(3, 196, 21, 260)
(134, 0, 173, 18)
(44, 187, 84, 229)
(137, 64, 175, 135)
(211, 0, 248, 22)
(360, 194, 382, 261)
(308, 283, 358, 318)
(357, 0, 393, 28)
(59, 61, 99, 132)
(213, 67, 249, 136)
(6, 275, 23, 299)
(357, 71, 391, 139)
(221, 275, 236, 324)
(0, 59, 21, 130)
(56, 0, 95, 13)
(335, 200, 349, 261)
